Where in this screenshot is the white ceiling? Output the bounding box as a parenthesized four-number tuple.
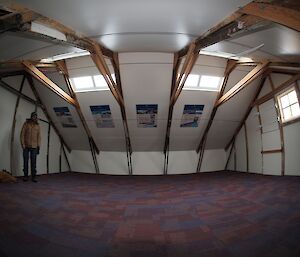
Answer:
(11, 0, 251, 51)
(0, 0, 299, 61)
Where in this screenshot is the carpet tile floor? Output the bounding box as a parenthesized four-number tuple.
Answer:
(0, 171, 300, 257)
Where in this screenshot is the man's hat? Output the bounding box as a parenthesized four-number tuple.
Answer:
(31, 111, 37, 118)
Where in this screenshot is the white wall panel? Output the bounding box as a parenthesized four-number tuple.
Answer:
(246, 108, 262, 173)
(170, 89, 217, 150)
(260, 99, 279, 133)
(262, 130, 281, 151)
(263, 153, 281, 176)
(76, 91, 126, 151)
(170, 55, 226, 151)
(201, 149, 226, 172)
(0, 86, 17, 173)
(226, 144, 235, 171)
(33, 79, 90, 150)
(258, 79, 272, 98)
(132, 152, 164, 175)
(49, 126, 60, 173)
(119, 53, 173, 151)
(168, 151, 198, 174)
(98, 152, 128, 175)
(235, 126, 247, 172)
(270, 73, 292, 88)
(284, 122, 300, 176)
(207, 76, 260, 149)
(70, 150, 95, 173)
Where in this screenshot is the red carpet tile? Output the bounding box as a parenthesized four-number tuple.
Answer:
(0, 171, 300, 257)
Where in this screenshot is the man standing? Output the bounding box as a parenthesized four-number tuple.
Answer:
(20, 112, 41, 182)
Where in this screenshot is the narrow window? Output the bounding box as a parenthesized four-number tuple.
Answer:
(278, 87, 300, 123)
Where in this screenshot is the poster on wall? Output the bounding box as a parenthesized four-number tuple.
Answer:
(53, 107, 77, 128)
(180, 104, 204, 127)
(136, 104, 158, 128)
(90, 105, 115, 128)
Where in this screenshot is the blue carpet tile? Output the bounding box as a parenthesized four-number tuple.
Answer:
(0, 171, 300, 257)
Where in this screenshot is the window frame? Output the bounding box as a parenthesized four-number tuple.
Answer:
(277, 85, 300, 124)
(183, 74, 223, 92)
(70, 74, 113, 92)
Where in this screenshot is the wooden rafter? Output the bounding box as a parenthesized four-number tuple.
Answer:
(111, 53, 133, 174)
(89, 44, 133, 174)
(163, 43, 199, 174)
(55, 60, 100, 156)
(0, 78, 41, 107)
(240, 2, 300, 32)
(90, 44, 124, 106)
(163, 54, 182, 174)
(268, 75, 285, 176)
(22, 60, 76, 106)
(0, 70, 26, 78)
(196, 59, 237, 154)
(25, 74, 72, 152)
(253, 72, 300, 106)
(179, 13, 266, 58)
(56, 60, 100, 173)
(215, 61, 270, 107)
(10, 75, 26, 175)
(225, 76, 268, 150)
(170, 43, 198, 107)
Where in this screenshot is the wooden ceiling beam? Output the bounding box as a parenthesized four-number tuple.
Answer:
(224, 75, 268, 150)
(179, 13, 266, 58)
(196, 59, 238, 153)
(90, 44, 124, 107)
(253, 72, 300, 106)
(55, 60, 100, 155)
(239, 2, 300, 32)
(111, 53, 133, 174)
(0, 70, 26, 78)
(215, 61, 270, 107)
(0, 78, 41, 107)
(0, 3, 113, 58)
(22, 60, 76, 106)
(25, 74, 71, 152)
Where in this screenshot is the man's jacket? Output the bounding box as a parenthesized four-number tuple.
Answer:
(20, 119, 41, 149)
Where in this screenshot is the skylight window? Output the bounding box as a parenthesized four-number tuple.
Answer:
(278, 87, 300, 123)
(199, 75, 222, 90)
(93, 75, 107, 88)
(72, 76, 94, 90)
(185, 74, 200, 87)
(183, 74, 223, 91)
(71, 74, 115, 92)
